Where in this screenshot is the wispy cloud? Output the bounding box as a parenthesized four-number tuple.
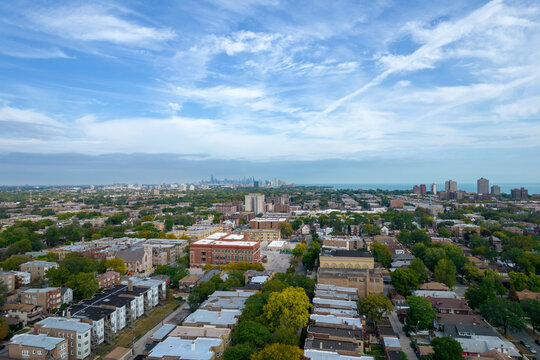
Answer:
(25, 4, 176, 47)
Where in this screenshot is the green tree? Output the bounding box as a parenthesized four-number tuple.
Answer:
(241, 293, 267, 322)
(372, 243, 392, 267)
(270, 326, 299, 346)
(431, 337, 464, 360)
(434, 259, 457, 289)
(46, 266, 71, 287)
(405, 296, 436, 332)
(280, 223, 293, 238)
(522, 299, 540, 332)
(409, 258, 428, 283)
(61, 252, 98, 274)
(232, 321, 271, 348)
(263, 287, 311, 331)
(104, 258, 127, 274)
(465, 270, 506, 309)
(250, 343, 303, 360)
(423, 248, 447, 270)
(509, 271, 529, 291)
(66, 272, 99, 301)
(291, 243, 306, 258)
(0, 255, 31, 270)
(223, 344, 255, 360)
(0, 317, 8, 340)
(391, 269, 420, 295)
(480, 298, 525, 334)
(358, 295, 394, 325)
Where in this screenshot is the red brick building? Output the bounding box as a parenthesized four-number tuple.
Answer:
(96, 270, 120, 289)
(190, 233, 261, 268)
(249, 217, 288, 230)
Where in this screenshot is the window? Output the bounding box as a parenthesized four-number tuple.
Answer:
(22, 350, 29, 356)
(37, 351, 42, 355)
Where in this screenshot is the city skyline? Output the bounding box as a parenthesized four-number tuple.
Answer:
(1, 0, 540, 184)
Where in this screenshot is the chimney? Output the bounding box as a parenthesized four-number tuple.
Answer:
(218, 311, 222, 319)
(66, 311, 71, 319)
(204, 329, 207, 337)
(191, 341, 196, 351)
(319, 341, 323, 349)
(128, 280, 133, 292)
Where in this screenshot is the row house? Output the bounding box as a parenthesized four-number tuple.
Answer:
(1, 303, 43, 325)
(96, 270, 120, 289)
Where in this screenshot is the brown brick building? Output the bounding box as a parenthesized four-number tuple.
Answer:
(22, 287, 62, 311)
(9, 333, 68, 360)
(190, 233, 261, 268)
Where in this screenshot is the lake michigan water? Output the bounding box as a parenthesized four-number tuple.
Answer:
(299, 183, 540, 195)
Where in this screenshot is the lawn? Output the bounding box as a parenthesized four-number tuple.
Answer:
(114, 301, 179, 348)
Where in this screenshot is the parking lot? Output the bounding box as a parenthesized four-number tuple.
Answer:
(261, 241, 293, 273)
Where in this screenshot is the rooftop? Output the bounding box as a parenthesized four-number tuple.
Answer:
(321, 250, 373, 258)
(148, 336, 222, 360)
(183, 309, 241, 326)
(304, 349, 373, 360)
(149, 324, 176, 341)
(10, 333, 65, 350)
(37, 317, 92, 333)
(310, 314, 362, 328)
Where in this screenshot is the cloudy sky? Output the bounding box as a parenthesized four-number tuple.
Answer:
(1, 0, 539, 185)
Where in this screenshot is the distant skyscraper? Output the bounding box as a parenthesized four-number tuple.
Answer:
(245, 193, 265, 214)
(430, 183, 437, 194)
(253, 180, 259, 188)
(420, 184, 427, 195)
(413, 185, 421, 195)
(491, 185, 501, 196)
(511, 187, 528, 200)
(477, 177, 489, 194)
(445, 180, 457, 193)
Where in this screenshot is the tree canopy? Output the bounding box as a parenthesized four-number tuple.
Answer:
(250, 343, 303, 360)
(431, 337, 464, 360)
(405, 296, 436, 332)
(263, 287, 311, 332)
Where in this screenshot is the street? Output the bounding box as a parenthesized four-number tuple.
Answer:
(388, 310, 417, 360)
(132, 301, 191, 355)
(510, 328, 540, 359)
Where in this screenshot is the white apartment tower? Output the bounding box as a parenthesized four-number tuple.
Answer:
(430, 183, 437, 195)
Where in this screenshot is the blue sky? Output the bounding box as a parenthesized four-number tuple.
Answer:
(1, 0, 539, 184)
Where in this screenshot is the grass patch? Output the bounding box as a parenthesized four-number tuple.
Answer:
(114, 301, 179, 348)
(14, 327, 31, 335)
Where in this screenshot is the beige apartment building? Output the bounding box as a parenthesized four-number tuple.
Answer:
(246, 229, 281, 242)
(22, 287, 62, 311)
(317, 249, 382, 297)
(0, 271, 16, 291)
(19, 260, 58, 281)
(9, 333, 68, 360)
(34, 317, 93, 360)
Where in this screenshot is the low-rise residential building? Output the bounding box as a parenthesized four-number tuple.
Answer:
(249, 217, 288, 230)
(246, 229, 281, 242)
(321, 236, 363, 251)
(34, 317, 93, 360)
(10, 270, 31, 286)
(62, 287, 74, 305)
(1, 303, 43, 325)
(19, 260, 58, 281)
(22, 287, 62, 311)
(183, 309, 242, 328)
(96, 270, 120, 289)
(147, 337, 224, 360)
(0, 271, 16, 291)
(9, 333, 68, 360)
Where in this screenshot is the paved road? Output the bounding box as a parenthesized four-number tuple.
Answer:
(388, 310, 417, 360)
(132, 301, 190, 356)
(510, 328, 540, 359)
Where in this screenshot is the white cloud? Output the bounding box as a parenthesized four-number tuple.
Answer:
(167, 102, 182, 113)
(26, 4, 176, 47)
